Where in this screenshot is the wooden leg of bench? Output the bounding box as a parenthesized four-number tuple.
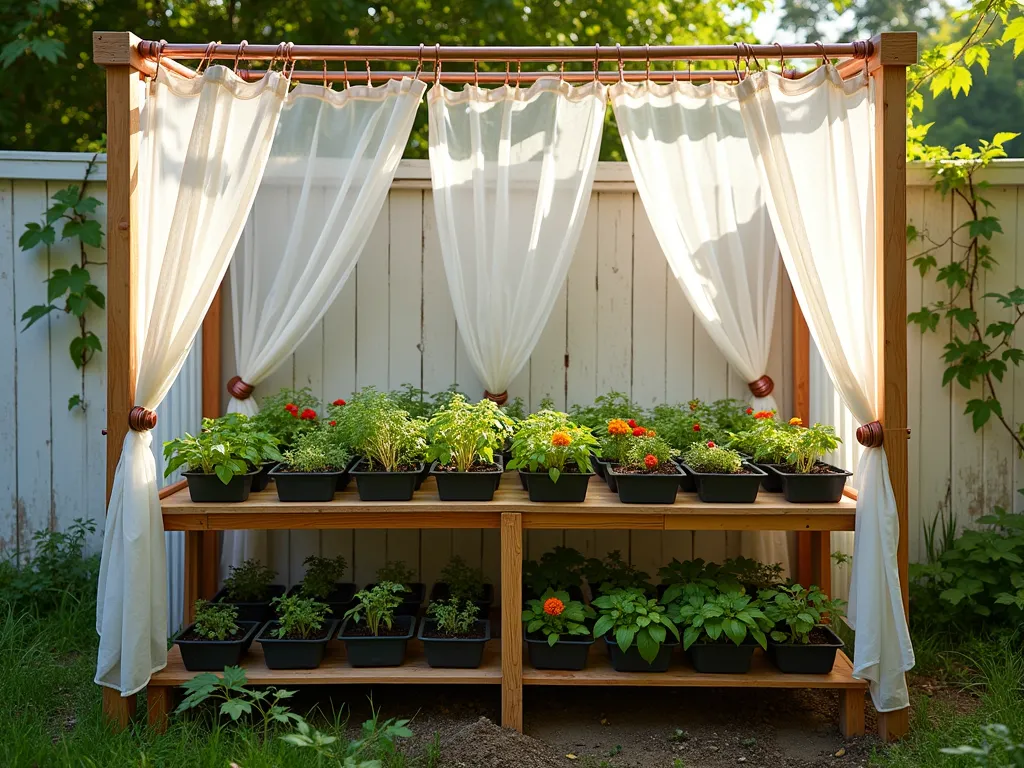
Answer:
(500, 512, 523, 733)
(839, 689, 865, 738)
(102, 686, 137, 730)
(184, 530, 202, 626)
(147, 686, 173, 733)
(877, 706, 910, 741)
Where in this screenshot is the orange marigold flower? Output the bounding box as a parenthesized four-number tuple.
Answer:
(607, 419, 630, 437)
(543, 597, 565, 616)
(754, 410, 774, 420)
(644, 454, 658, 469)
(789, 417, 803, 426)
(689, 400, 699, 412)
(551, 431, 571, 447)
(627, 419, 638, 429)
(646, 428, 656, 437)
(746, 407, 754, 415)
(632, 427, 646, 437)
(707, 441, 716, 448)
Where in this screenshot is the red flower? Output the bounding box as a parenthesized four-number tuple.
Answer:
(285, 402, 298, 412)
(746, 407, 753, 415)
(299, 408, 317, 420)
(332, 398, 346, 407)
(644, 454, 658, 469)
(627, 419, 637, 429)
(693, 423, 701, 432)
(329, 420, 337, 427)
(707, 441, 716, 448)
(632, 427, 646, 437)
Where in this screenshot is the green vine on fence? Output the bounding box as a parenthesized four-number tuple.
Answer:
(19, 155, 105, 412)
(907, 1, 1024, 458)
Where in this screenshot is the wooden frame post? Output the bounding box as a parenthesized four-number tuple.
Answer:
(792, 295, 813, 585)
(94, 30, 146, 730)
(500, 512, 523, 732)
(869, 31, 916, 742)
(199, 287, 223, 599)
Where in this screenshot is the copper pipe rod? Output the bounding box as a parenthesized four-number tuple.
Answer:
(239, 68, 785, 85)
(138, 40, 873, 64)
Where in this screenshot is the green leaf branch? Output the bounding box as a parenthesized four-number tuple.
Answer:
(18, 155, 105, 411)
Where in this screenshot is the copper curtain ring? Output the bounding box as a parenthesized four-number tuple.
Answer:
(593, 43, 600, 82)
(269, 42, 286, 72)
(154, 39, 167, 73)
(366, 59, 372, 86)
(282, 41, 296, 81)
(515, 59, 522, 87)
(343, 61, 350, 88)
(473, 59, 479, 86)
(323, 59, 330, 89)
(645, 43, 651, 80)
(197, 41, 217, 74)
(774, 42, 785, 73)
(233, 40, 248, 74)
(414, 43, 424, 80)
(616, 42, 624, 83)
(433, 43, 442, 85)
(815, 40, 828, 67)
(504, 60, 510, 85)
(559, 59, 565, 82)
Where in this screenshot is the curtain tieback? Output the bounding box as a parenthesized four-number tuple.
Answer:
(227, 375, 255, 400)
(748, 375, 774, 398)
(483, 390, 508, 406)
(856, 420, 884, 448)
(128, 406, 158, 431)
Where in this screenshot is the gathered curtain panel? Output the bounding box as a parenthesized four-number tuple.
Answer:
(736, 64, 914, 711)
(221, 77, 426, 569)
(95, 65, 288, 696)
(427, 79, 605, 397)
(610, 80, 788, 571)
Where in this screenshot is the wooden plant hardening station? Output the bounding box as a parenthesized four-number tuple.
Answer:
(93, 31, 917, 740)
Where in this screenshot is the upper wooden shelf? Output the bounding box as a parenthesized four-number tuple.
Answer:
(161, 474, 856, 532)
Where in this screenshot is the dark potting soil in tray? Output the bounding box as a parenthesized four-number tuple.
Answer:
(359, 462, 420, 473)
(341, 623, 411, 638)
(263, 625, 332, 641)
(273, 466, 346, 473)
(802, 627, 841, 645)
(178, 627, 248, 642)
(769, 462, 846, 475)
(432, 463, 501, 473)
(421, 626, 488, 640)
(611, 466, 680, 475)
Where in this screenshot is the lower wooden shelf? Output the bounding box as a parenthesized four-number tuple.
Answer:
(523, 646, 866, 689)
(151, 639, 502, 686)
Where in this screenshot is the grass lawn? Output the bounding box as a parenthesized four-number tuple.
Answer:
(1, 592, 1021, 767)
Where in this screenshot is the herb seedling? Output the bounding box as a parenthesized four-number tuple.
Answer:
(665, 584, 772, 650)
(425, 394, 514, 471)
(592, 587, 680, 663)
(507, 410, 600, 482)
(300, 554, 348, 600)
(271, 594, 328, 639)
(427, 598, 480, 637)
(759, 584, 846, 644)
(344, 581, 405, 636)
(376, 560, 417, 587)
(440, 556, 488, 601)
(192, 599, 240, 641)
(682, 442, 744, 474)
(222, 559, 277, 602)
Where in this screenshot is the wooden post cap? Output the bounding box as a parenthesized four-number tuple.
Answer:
(227, 375, 255, 400)
(128, 406, 158, 431)
(856, 420, 884, 447)
(484, 390, 508, 406)
(748, 375, 774, 398)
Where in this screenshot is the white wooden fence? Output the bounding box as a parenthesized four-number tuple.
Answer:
(3, 152, 1022, 612)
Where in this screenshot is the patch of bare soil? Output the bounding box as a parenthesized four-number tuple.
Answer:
(910, 673, 982, 721)
(440, 717, 565, 768)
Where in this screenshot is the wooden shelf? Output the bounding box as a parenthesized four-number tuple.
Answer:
(161, 475, 856, 532)
(151, 639, 502, 687)
(523, 646, 866, 689)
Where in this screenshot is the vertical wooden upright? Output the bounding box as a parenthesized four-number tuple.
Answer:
(869, 30, 916, 742)
(500, 513, 523, 732)
(93, 30, 145, 729)
(791, 297, 812, 585)
(200, 288, 223, 598)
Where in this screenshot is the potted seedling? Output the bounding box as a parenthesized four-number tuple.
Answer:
(257, 593, 335, 669)
(173, 599, 260, 671)
(607, 431, 682, 504)
(583, 550, 652, 601)
(339, 582, 416, 667)
(163, 430, 259, 503)
(523, 589, 596, 670)
(251, 386, 321, 450)
(430, 556, 494, 614)
(596, 418, 633, 490)
(269, 426, 350, 502)
(592, 588, 680, 672)
(722, 556, 785, 594)
(339, 388, 427, 501)
(418, 598, 490, 669)
(201, 413, 284, 493)
(213, 559, 285, 623)
(290, 554, 356, 618)
(679, 441, 766, 503)
(729, 411, 789, 492)
(326, 398, 361, 490)
(760, 583, 847, 674)
(507, 410, 599, 503)
(523, 546, 586, 603)
(648, 404, 711, 493)
(764, 421, 852, 503)
(365, 560, 426, 617)
(426, 394, 514, 501)
(665, 583, 772, 674)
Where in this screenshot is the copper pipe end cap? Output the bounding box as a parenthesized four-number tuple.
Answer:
(227, 375, 255, 400)
(748, 375, 774, 398)
(856, 420, 884, 448)
(128, 406, 158, 431)
(483, 390, 508, 406)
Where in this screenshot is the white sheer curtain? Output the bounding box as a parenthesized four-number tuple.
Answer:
(610, 81, 788, 572)
(221, 77, 425, 569)
(428, 79, 605, 398)
(95, 65, 287, 696)
(737, 64, 913, 712)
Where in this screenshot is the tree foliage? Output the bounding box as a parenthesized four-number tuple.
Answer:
(0, 0, 765, 157)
